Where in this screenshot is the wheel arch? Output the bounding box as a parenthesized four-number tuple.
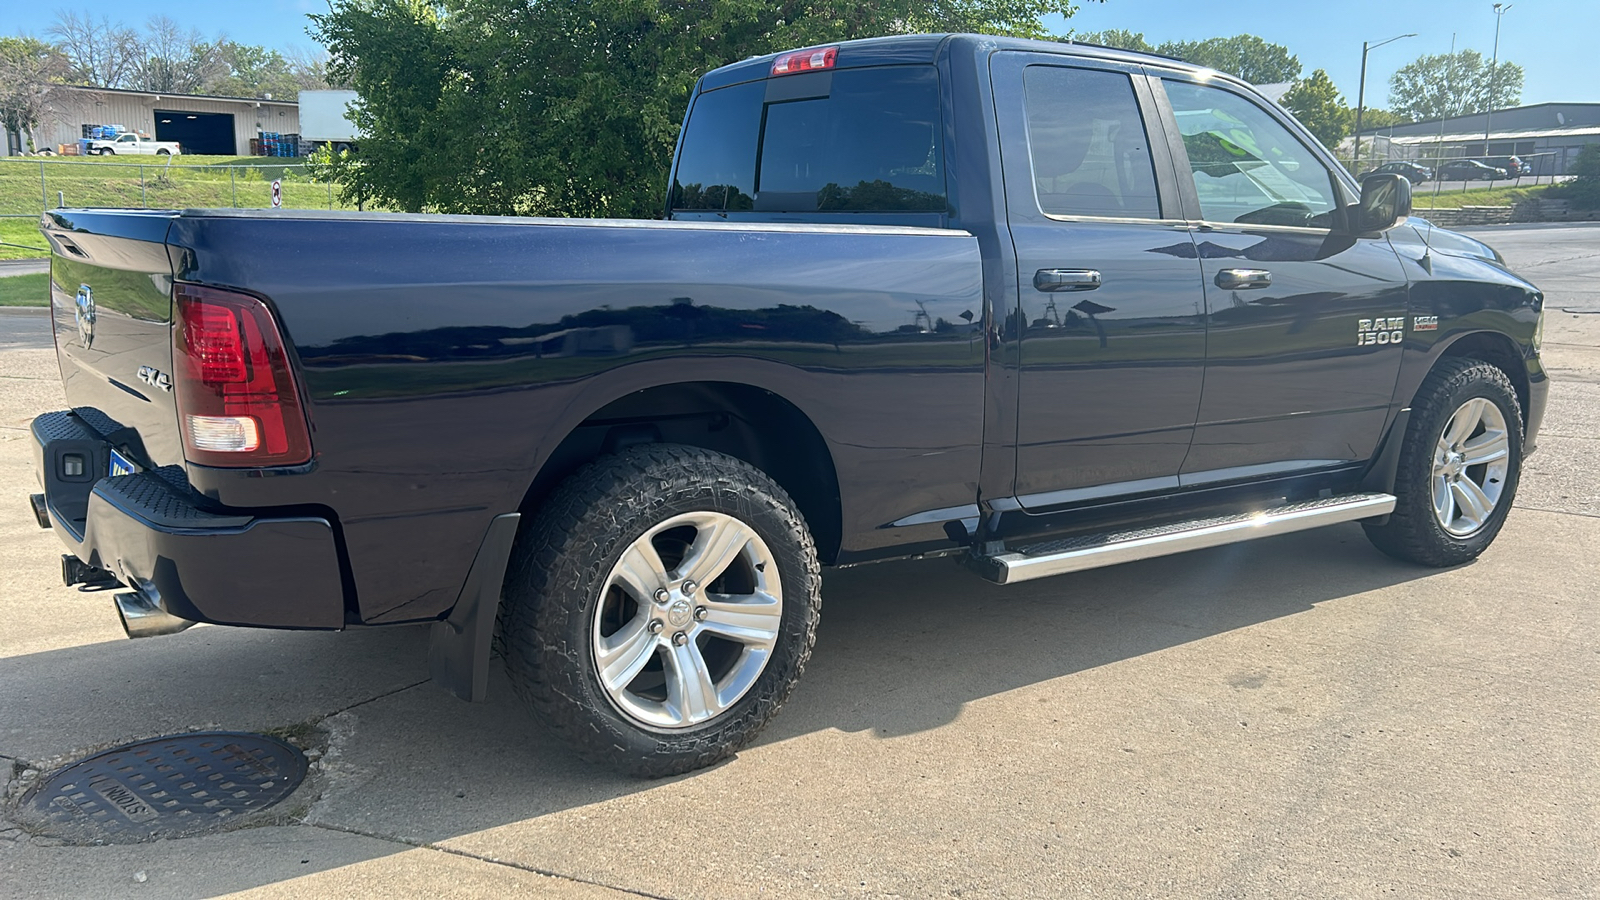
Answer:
(1428, 330, 1531, 430)
(518, 378, 844, 565)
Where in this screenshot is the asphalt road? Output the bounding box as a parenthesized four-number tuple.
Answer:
(1, 224, 1597, 899)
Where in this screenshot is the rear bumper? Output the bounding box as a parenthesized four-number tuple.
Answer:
(32, 410, 345, 629)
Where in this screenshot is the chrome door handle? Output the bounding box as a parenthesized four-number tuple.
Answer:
(1034, 268, 1102, 292)
(1215, 268, 1272, 290)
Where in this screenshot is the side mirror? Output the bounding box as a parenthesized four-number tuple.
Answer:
(1355, 172, 1412, 233)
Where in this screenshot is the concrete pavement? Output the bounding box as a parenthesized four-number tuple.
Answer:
(2, 224, 1597, 899)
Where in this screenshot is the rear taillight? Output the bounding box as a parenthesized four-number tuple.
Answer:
(771, 46, 837, 76)
(172, 283, 312, 467)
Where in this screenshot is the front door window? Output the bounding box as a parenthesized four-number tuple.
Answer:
(1163, 80, 1338, 229)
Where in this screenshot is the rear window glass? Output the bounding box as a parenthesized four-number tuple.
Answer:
(671, 66, 946, 213)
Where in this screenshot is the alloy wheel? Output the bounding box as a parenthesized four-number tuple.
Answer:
(1431, 397, 1511, 536)
(592, 511, 783, 730)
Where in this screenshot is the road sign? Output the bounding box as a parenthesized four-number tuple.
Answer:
(271, 180, 282, 208)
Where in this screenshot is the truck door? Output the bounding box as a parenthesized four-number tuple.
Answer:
(1151, 75, 1409, 484)
(990, 52, 1207, 510)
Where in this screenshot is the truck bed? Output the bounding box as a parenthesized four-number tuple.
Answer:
(43, 208, 985, 625)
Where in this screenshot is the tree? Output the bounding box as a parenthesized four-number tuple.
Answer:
(1356, 108, 1410, 130)
(312, 0, 1091, 217)
(1281, 69, 1350, 148)
(1062, 32, 1300, 85)
(46, 10, 139, 88)
(1070, 30, 1155, 53)
(129, 15, 229, 94)
(0, 37, 70, 152)
(205, 43, 334, 99)
(1159, 35, 1301, 84)
(1553, 143, 1600, 208)
(1388, 49, 1523, 121)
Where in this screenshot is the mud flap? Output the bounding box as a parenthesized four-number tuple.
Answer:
(427, 512, 521, 702)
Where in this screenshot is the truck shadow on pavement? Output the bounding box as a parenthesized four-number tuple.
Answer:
(2, 521, 1442, 885)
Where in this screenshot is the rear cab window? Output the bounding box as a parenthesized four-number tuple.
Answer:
(670, 66, 947, 223)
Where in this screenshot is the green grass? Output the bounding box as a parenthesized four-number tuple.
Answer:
(0, 218, 49, 260)
(0, 271, 49, 306)
(1410, 182, 1553, 210)
(0, 157, 357, 247)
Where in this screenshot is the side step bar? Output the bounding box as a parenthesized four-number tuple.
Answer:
(972, 493, 1396, 585)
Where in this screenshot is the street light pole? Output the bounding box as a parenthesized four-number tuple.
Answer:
(1352, 32, 1417, 172)
(1484, 3, 1513, 155)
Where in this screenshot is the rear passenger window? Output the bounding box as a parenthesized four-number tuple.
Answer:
(672, 66, 946, 213)
(1022, 67, 1162, 219)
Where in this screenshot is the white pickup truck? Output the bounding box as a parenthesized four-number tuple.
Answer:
(88, 133, 181, 156)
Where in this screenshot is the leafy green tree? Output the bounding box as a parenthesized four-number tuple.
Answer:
(1281, 69, 1350, 148)
(204, 43, 333, 99)
(1062, 31, 1300, 85)
(1356, 108, 1409, 129)
(1388, 49, 1523, 121)
(1554, 142, 1600, 207)
(312, 0, 1090, 217)
(1069, 29, 1155, 53)
(0, 37, 69, 152)
(1159, 35, 1301, 84)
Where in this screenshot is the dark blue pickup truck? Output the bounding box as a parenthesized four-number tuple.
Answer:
(30, 34, 1547, 775)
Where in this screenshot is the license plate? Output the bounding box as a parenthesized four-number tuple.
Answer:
(109, 449, 136, 477)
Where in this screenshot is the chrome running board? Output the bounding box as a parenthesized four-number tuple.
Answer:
(972, 493, 1397, 585)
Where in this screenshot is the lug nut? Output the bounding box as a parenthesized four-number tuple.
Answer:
(653, 588, 670, 605)
(672, 631, 689, 647)
(682, 580, 698, 596)
(648, 620, 664, 635)
(694, 606, 708, 622)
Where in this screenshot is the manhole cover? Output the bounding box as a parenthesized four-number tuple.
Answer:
(16, 732, 307, 843)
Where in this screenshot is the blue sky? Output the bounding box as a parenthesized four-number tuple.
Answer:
(6, 0, 1595, 107)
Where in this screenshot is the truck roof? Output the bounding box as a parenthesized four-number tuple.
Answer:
(698, 32, 1230, 93)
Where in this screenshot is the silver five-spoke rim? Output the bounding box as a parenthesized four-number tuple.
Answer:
(1432, 397, 1511, 537)
(593, 511, 782, 730)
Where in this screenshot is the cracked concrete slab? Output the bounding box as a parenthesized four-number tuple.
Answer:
(2, 825, 642, 899)
(293, 510, 1598, 900)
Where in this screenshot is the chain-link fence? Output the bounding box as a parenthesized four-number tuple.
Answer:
(1334, 150, 1572, 201)
(1, 157, 358, 255)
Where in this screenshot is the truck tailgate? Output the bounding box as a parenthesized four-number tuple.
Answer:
(42, 210, 184, 470)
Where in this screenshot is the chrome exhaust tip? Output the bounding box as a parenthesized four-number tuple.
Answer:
(114, 588, 195, 639)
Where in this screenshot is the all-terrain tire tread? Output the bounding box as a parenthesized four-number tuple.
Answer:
(1363, 357, 1523, 567)
(499, 443, 820, 777)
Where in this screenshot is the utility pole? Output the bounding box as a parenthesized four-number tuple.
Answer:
(1483, 3, 1513, 155)
(1352, 33, 1417, 172)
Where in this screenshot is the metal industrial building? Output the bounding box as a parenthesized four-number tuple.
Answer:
(1349, 102, 1600, 176)
(2, 86, 300, 156)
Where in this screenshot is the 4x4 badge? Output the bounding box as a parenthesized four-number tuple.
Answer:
(1413, 316, 1439, 332)
(137, 365, 172, 392)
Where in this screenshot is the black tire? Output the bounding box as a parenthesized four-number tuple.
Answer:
(1364, 358, 1523, 566)
(100, 148, 114, 156)
(500, 443, 822, 777)
(157, 149, 170, 156)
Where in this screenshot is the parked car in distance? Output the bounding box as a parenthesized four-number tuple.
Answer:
(1437, 159, 1507, 181)
(86, 133, 181, 156)
(1361, 161, 1432, 184)
(1479, 156, 1525, 177)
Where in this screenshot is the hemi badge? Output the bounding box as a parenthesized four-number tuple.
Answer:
(1413, 316, 1439, 332)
